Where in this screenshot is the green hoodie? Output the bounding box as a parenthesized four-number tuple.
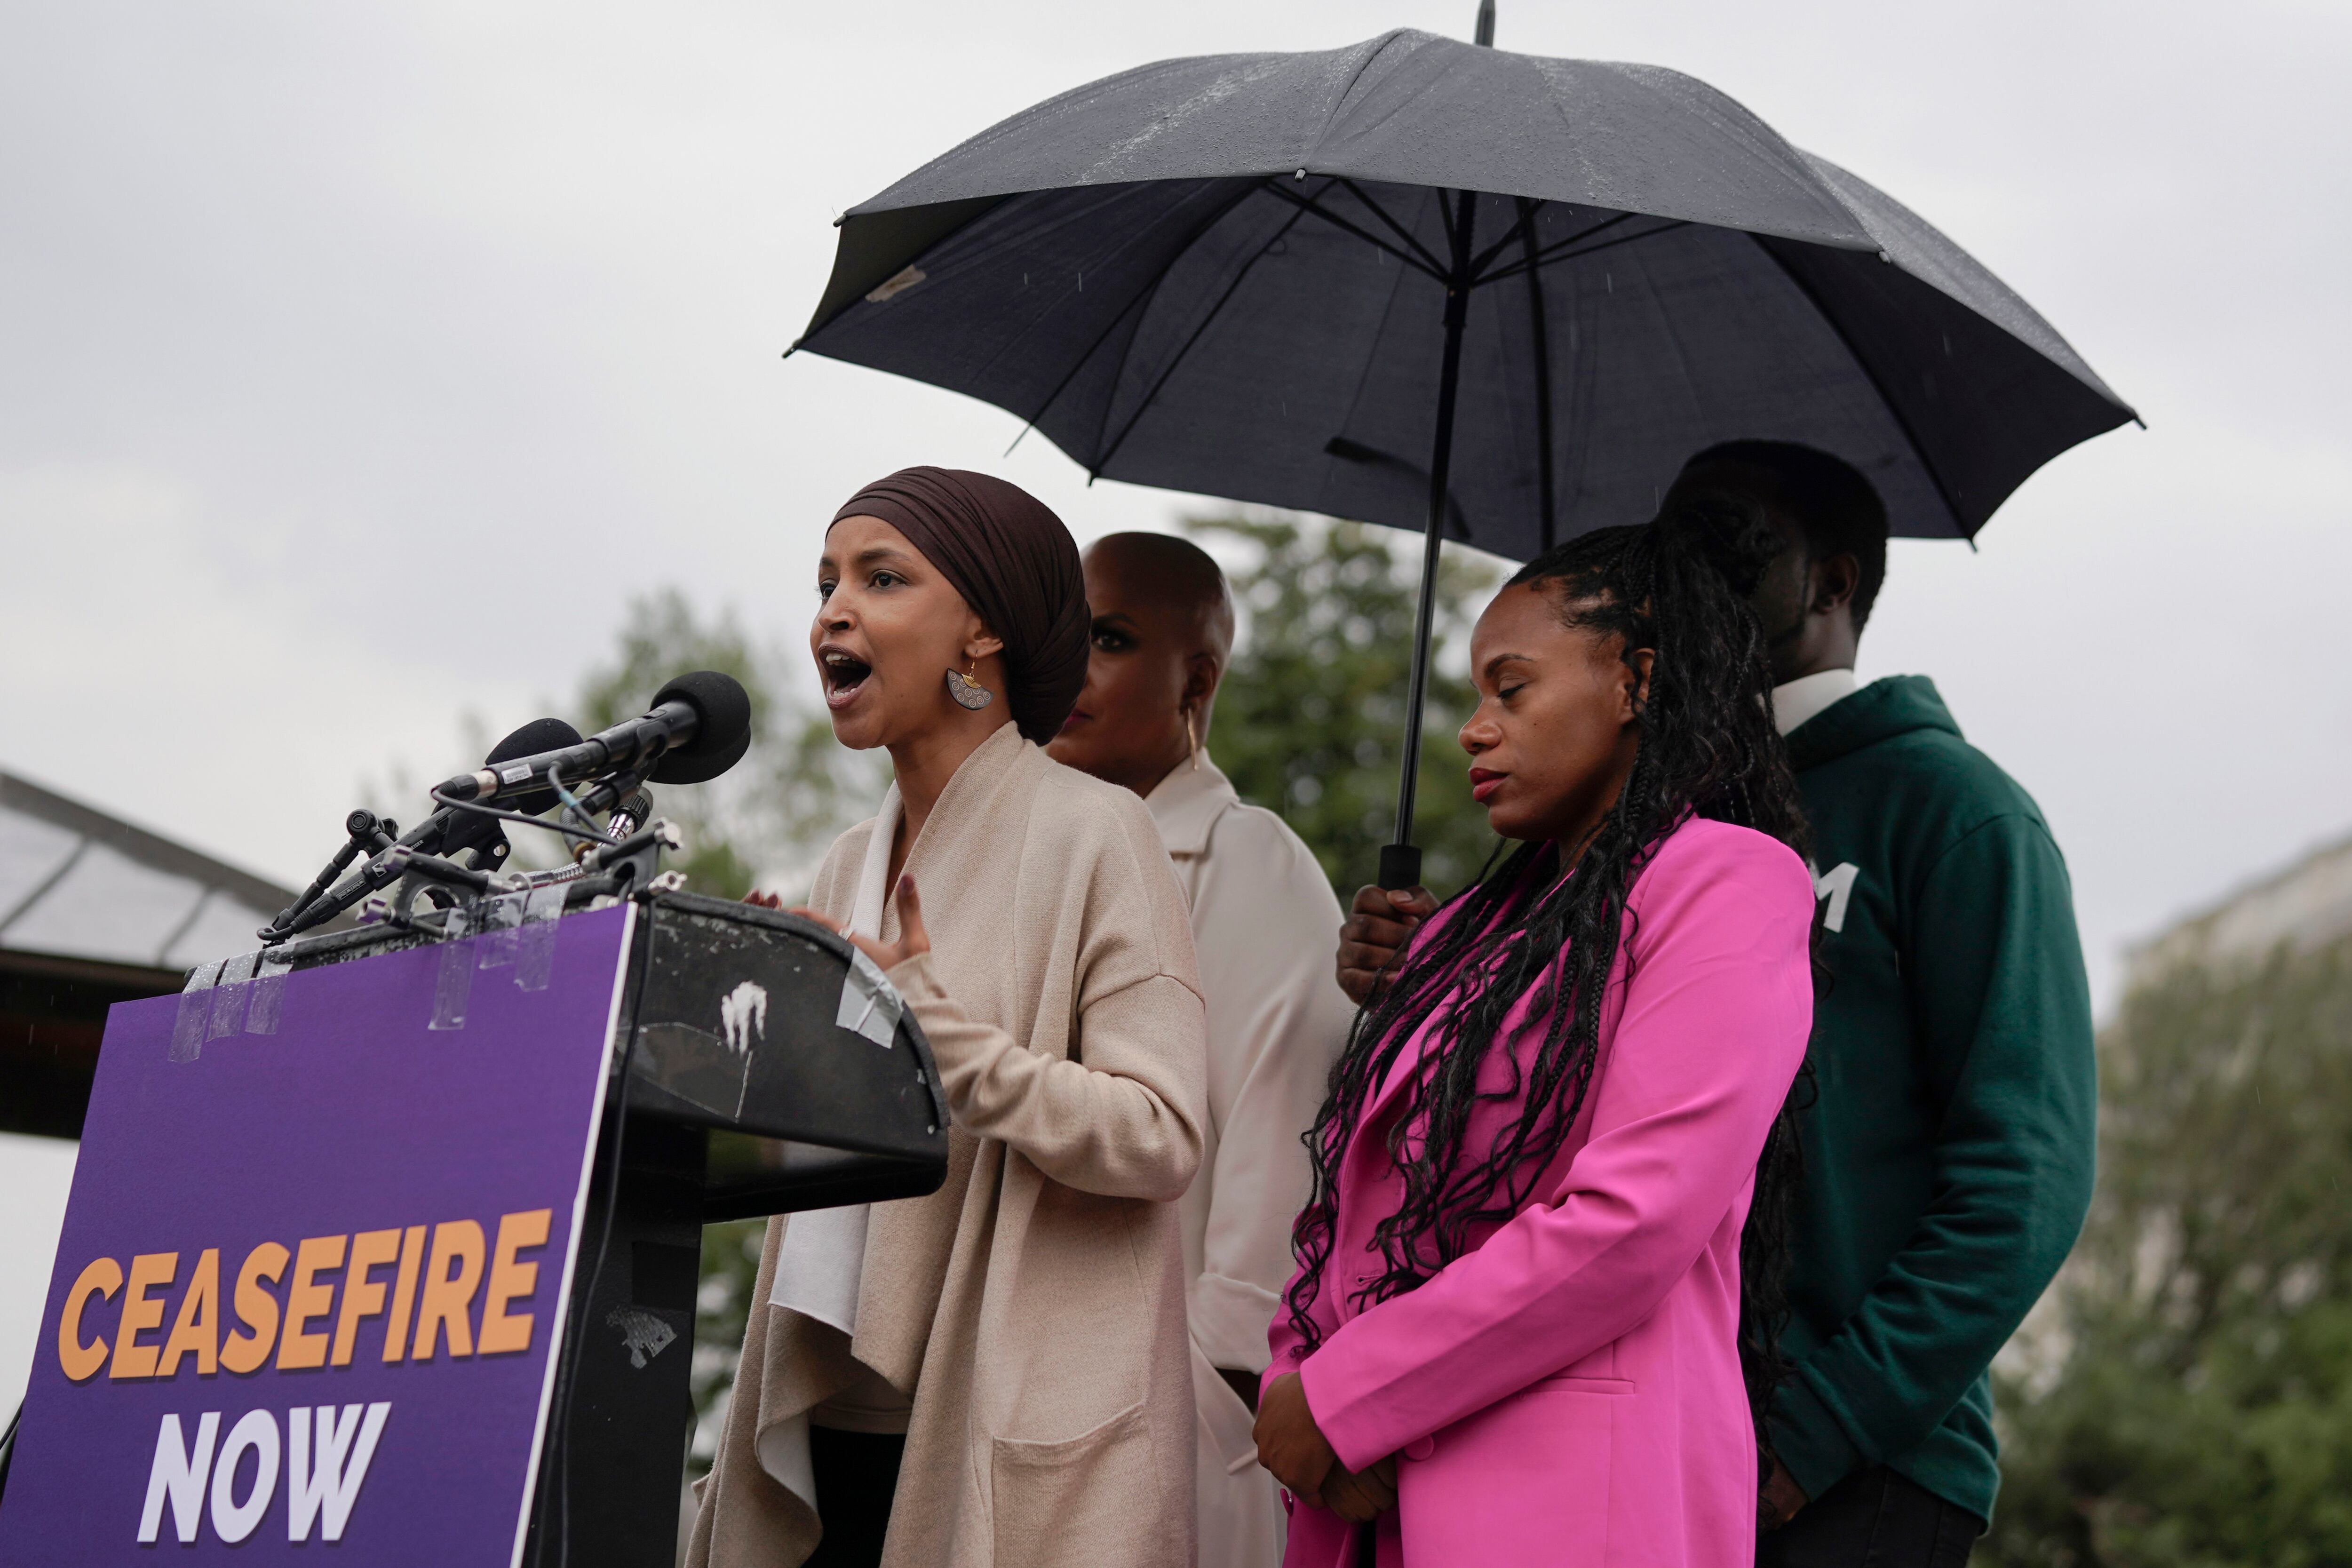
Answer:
(1766, 676, 2095, 1523)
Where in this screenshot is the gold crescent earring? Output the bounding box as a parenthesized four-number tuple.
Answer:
(946, 655, 994, 711)
(1184, 705, 1200, 770)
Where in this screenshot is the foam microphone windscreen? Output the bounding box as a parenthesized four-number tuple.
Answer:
(648, 671, 754, 784)
(485, 717, 584, 814)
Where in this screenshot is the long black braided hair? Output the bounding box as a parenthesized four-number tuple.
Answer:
(1287, 495, 1814, 1440)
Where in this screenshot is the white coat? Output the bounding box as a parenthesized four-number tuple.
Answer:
(1144, 754, 1357, 1568)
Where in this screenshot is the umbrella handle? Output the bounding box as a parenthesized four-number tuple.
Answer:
(1382, 185, 1480, 891)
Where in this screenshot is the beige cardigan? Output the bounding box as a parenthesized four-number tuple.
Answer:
(688, 724, 1209, 1568)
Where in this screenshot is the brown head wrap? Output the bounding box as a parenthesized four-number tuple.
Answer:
(830, 467, 1089, 744)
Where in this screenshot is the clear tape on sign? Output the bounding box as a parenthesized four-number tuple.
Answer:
(171, 958, 224, 1063)
(516, 883, 565, 992)
(206, 951, 258, 1040)
(429, 905, 476, 1032)
(477, 890, 525, 971)
(245, 952, 294, 1036)
(834, 948, 902, 1049)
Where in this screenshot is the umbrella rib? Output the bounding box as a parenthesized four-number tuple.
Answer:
(1257, 178, 1445, 281)
(998, 179, 1271, 460)
(1518, 197, 1558, 552)
(1752, 238, 1969, 537)
(1464, 202, 1539, 284)
(1334, 178, 1449, 276)
(1473, 211, 1641, 284)
(1435, 183, 1461, 258)
(1478, 220, 1687, 287)
(1090, 202, 1316, 474)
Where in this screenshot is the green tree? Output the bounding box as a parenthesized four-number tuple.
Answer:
(1192, 513, 1502, 898)
(571, 588, 772, 899)
(570, 587, 887, 900)
(1985, 935, 2352, 1568)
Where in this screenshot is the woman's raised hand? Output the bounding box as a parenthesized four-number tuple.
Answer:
(781, 874, 931, 973)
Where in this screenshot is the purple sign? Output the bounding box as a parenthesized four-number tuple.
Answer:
(0, 904, 635, 1566)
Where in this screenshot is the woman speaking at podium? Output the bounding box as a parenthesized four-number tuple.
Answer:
(690, 468, 1209, 1568)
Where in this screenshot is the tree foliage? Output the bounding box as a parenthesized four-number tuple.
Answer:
(570, 587, 887, 900)
(1193, 514, 1502, 897)
(1986, 936, 2352, 1568)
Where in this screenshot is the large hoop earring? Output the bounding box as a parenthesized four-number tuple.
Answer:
(946, 656, 994, 711)
(1184, 706, 1200, 770)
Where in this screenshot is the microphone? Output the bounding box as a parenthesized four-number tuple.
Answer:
(606, 788, 655, 840)
(268, 716, 585, 939)
(413, 717, 585, 864)
(436, 671, 753, 804)
(645, 670, 755, 785)
(483, 717, 585, 813)
(572, 787, 655, 864)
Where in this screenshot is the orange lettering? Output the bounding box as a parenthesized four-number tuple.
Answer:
(412, 1220, 485, 1361)
(333, 1229, 402, 1367)
(109, 1252, 177, 1380)
(221, 1241, 290, 1375)
(381, 1225, 427, 1364)
(277, 1234, 347, 1370)
(56, 1257, 122, 1382)
(156, 1248, 221, 1378)
(478, 1210, 551, 1356)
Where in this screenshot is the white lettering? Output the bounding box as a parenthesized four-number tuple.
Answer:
(1813, 861, 1859, 934)
(208, 1409, 280, 1544)
(287, 1401, 391, 1541)
(137, 1411, 218, 1544)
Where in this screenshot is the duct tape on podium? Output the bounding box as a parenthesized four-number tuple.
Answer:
(834, 948, 902, 1048)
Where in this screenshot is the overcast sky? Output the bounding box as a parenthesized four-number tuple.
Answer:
(3, 0, 2346, 990)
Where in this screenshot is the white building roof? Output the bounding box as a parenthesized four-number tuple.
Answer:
(0, 772, 293, 975)
(2127, 828, 2352, 987)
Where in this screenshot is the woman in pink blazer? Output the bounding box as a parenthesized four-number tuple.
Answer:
(1256, 501, 1818, 1568)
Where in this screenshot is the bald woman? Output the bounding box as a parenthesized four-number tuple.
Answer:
(1049, 532, 1355, 1568)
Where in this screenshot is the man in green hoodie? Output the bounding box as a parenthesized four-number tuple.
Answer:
(1669, 441, 2096, 1565)
(1335, 444, 2096, 1566)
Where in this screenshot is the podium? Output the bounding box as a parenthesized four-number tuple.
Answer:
(264, 889, 948, 1567)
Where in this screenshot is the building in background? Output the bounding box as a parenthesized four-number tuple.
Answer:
(2125, 828, 2352, 985)
(0, 771, 292, 1138)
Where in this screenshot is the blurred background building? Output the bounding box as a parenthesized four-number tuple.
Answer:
(0, 770, 290, 1138)
(2124, 830, 2352, 988)
(0, 771, 293, 1417)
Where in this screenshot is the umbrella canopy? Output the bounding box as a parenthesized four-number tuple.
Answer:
(791, 26, 2133, 883)
(796, 28, 2132, 556)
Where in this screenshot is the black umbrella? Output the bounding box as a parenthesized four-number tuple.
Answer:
(790, 16, 2134, 886)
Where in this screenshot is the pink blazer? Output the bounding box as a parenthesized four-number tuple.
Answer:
(1269, 819, 1815, 1568)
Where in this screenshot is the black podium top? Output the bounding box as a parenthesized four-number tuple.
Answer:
(618, 892, 947, 1218)
(264, 888, 950, 1220)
